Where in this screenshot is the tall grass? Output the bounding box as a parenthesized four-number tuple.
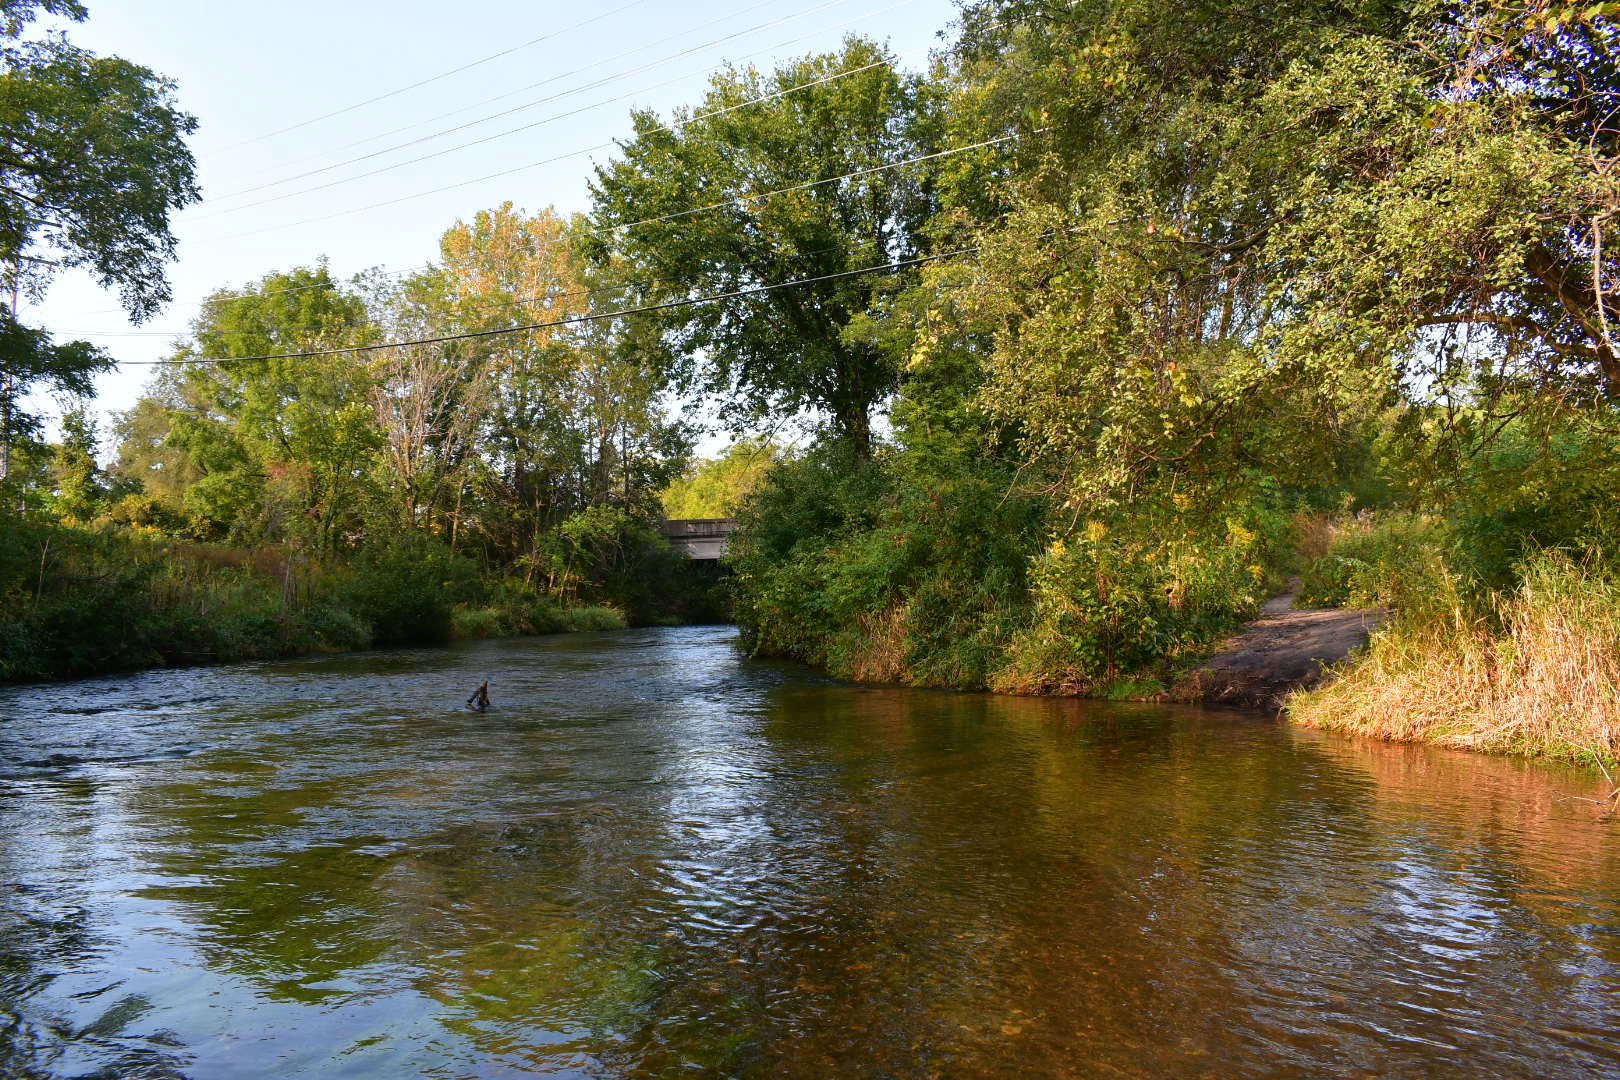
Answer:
(1289, 552, 1620, 763)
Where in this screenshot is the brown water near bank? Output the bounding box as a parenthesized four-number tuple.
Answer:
(0, 626, 1616, 1078)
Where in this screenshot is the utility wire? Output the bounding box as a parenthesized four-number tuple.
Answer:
(215, 0, 656, 151)
(597, 131, 1026, 236)
(120, 246, 978, 366)
(205, 0, 858, 206)
(54, 239, 874, 339)
(55, 126, 1029, 339)
(48, 0, 922, 319)
(218, 121, 1021, 244)
(201, 32, 878, 220)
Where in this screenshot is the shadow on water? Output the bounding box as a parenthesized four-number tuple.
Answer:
(0, 626, 1616, 1078)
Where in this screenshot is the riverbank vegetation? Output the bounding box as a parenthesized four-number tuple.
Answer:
(4, 0, 1618, 762)
(692, 0, 1618, 762)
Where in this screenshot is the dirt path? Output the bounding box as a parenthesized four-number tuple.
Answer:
(1168, 586, 1382, 710)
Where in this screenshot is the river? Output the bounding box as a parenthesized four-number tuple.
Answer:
(1, 626, 1616, 1078)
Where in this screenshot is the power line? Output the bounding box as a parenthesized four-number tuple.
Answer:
(597, 131, 1026, 236)
(215, 0, 657, 152)
(200, 29, 877, 221)
(120, 246, 978, 366)
(47, 0, 924, 320)
(218, 122, 1023, 244)
(204, 0, 857, 207)
(53, 126, 1030, 340)
(52, 239, 872, 339)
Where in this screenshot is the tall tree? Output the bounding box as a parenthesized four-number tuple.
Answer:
(0, 0, 198, 479)
(151, 266, 380, 550)
(430, 204, 689, 567)
(587, 37, 940, 456)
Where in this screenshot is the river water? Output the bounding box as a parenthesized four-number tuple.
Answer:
(0, 626, 1616, 1078)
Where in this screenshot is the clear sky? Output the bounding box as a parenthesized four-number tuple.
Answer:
(23, 0, 965, 428)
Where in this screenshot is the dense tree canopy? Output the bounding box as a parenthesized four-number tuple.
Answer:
(587, 36, 941, 455)
(940, 0, 1620, 513)
(0, 0, 198, 315)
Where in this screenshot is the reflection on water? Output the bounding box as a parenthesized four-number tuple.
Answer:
(0, 626, 1616, 1078)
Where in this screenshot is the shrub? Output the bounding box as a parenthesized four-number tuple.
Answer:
(1295, 512, 1458, 612)
(302, 604, 374, 651)
(993, 505, 1276, 696)
(565, 605, 628, 632)
(334, 536, 481, 646)
(730, 446, 1043, 688)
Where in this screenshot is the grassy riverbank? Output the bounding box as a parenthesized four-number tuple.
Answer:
(0, 516, 721, 683)
(1288, 546, 1620, 766)
(1283, 514, 1613, 767)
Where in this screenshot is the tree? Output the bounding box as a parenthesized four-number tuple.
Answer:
(587, 37, 940, 456)
(939, 0, 1620, 515)
(147, 265, 381, 549)
(368, 266, 491, 540)
(659, 435, 782, 518)
(428, 203, 690, 567)
(0, 313, 102, 478)
(0, 0, 198, 479)
(46, 397, 104, 521)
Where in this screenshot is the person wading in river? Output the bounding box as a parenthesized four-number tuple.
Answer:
(465, 681, 491, 711)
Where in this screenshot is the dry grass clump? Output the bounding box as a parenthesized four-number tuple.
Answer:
(842, 604, 911, 684)
(1289, 553, 1620, 763)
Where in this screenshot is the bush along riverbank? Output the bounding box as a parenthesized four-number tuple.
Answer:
(728, 444, 1299, 700)
(727, 430, 1620, 769)
(0, 514, 723, 684)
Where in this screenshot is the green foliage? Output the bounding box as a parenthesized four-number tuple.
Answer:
(537, 504, 691, 623)
(943, 0, 1618, 528)
(0, 316, 110, 481)
(1296, 513, 1461, 613)
(335, 536, 481, 647)
(0, 3, 198, 317)
(45, 401, 106, 522)
(451, 578, 570, 639)
(659, 436, 780, 518)
(564, 605, 629, 632)
(155, 265, 382, 553)
(730, 445, 1045, 687)
(0, 509, 662, 683)
(0, 0, 197, 479)
(1445, 423, 1620, 588)
(0, 516, 293, 681)
(299, 603, 374, 652)
(996, 495, 1286, 695)
(588, 37, 941, 453)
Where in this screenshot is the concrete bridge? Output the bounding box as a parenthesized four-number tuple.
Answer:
(661, 518, 737, 560)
